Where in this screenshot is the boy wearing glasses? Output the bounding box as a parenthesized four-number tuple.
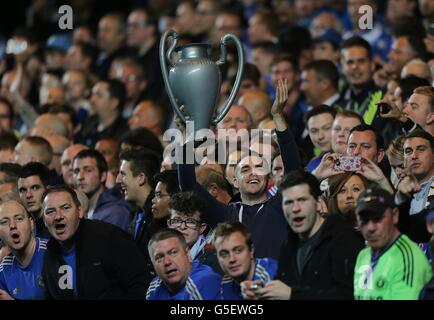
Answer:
(167, 192, 222, 273)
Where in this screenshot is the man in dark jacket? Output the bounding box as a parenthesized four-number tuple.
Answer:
(242, 170, 364, 300)
(116, 147, 166, 286)
(73, 149, 131, 231)
(178, 79, 302, 259)
(41, 185, 147, 299)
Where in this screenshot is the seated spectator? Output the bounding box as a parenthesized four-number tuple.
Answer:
(73, 149, 131, 231)
(304, 105, 337, 172)
(0, 201, 47, 300)
(327, 172, 369, 228)
(396, 129, 434, 242)
(146, 229, 221, 300)
(60, 144, 88, 187)
(214, 221, 278, 300)
(76, 79, 129, 148)
(0, 131, 18, 163)
(403, 86, 434, 137)
(14, 136, 53, 168)
(196, 166, 232, 205)
(386, 134, 406, 188)
(17, 162, 50, 238)
(116, 147, 165, 286)
(41, 185, 147, 299)
(354, 186, 432, 300)
(167, 192, 221, 273)
(330, 110, 364, 155)
(242, 170, 364, 300)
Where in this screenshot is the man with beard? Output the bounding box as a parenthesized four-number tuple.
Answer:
(0, 200, 47, 300)
(41, 185, 147, 299)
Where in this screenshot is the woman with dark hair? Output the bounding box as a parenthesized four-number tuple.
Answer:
(327, 172, 369, 228)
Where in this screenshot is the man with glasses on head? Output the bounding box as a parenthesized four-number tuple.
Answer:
(167, 192, 221, 274)
(354, 186, 432, 300)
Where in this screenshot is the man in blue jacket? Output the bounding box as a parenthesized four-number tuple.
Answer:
(72, 149, 131, 231)
(146, 229, 221, 300)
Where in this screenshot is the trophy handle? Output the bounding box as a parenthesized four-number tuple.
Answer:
(213, 34, 245, 125)
(159, 30, 186, 123)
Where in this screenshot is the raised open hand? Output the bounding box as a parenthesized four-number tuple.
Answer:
(271, 78, 289, 117)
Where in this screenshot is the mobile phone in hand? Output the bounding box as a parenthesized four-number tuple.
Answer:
(377, 102, 391, 114)
(334, 156, 362, 171)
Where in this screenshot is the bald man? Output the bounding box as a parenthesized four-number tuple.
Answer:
(45, 135, 71, 175)
(14, 136, 53, 167)
(237, 90, 272, 128)
(128, 100, 164, 136)
(30, 113, 70, 138)
(60, 144, 88, 187)
(401, 59, 433, 84)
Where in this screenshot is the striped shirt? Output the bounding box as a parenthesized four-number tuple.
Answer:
(354, 234, 433, 300)
(220, 258, 278, 300)
(0, 237, 47, 300)
(146, 260, 221, 300)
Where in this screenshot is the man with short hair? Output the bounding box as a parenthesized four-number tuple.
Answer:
(17, 162, 50, 238)
(0, 200, 47, 300)
(60, 144, 88, 187)
(242, 170, 364, 300)
(331, 110, 364, 154)
(73, 149, 131, 231)
(300, 60, 340, 109)
(116, 147, 164, 285)
(354, 186, 432, 300)
(396, 129, 434, 242)
(14, 136, 53, 167)
(340, 36, 382, 124)
(304, 105, 337, 172)
(403, 86, 434, 136)
(178, 79, 301, 259)
(126, 8, 164, 100)
(214, 221, 277, 300)
(96, 13, 128, 79)
(167, 191, 221, 273)
(41, 185, 147, 299)
(146, 228, 221, 300)
(77, 79, 129, 148)
(128, 100, 165, 137)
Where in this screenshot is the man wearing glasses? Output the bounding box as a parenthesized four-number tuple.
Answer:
(167, 192, 221, 274)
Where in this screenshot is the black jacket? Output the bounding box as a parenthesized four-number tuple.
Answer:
(277, 214, 364, 300)
(129, 191, 168, 287)
(42, 219, 148, 300)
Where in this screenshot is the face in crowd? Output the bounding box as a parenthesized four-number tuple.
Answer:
(149, 236, 192, 293)
(42, 190, 84, 249)
(0, 201, 34, 253)
(214, 231, 254, 282)
(281, 183, 323, 240)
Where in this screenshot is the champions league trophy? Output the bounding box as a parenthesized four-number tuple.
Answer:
(160, 30, 244, 133)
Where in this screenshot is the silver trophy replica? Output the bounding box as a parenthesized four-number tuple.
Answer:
(160, 30, 244, 133)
